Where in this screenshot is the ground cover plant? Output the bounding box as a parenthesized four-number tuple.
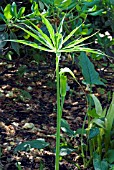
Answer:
(0, 0, 114, 170)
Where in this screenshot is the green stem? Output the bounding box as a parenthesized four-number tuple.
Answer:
(55, 53, 61, 170)
(80, 113, 87, 167)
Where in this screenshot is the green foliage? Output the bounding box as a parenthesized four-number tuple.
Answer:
(1, 1, 113, 169)
(86, 93, 114, 168)
(14, 139, 49, 152)
(61, 118, 75, 136)
(59, 147, 76, 156)
(19, 90, 32, 102)
(79, 52, 105, 86)
(10, 31, 20, 55)
(0, 32, 8, 48)
(88, 127, 100, 140)
(93, 152, 109, 170)
(106, 150, 114, 164)
(54, 0, 72, 9)
(17, 65, 28, 77)
(90, 94, 103, 117)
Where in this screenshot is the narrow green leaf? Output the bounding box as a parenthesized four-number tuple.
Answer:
(24, 12, 36, 18)
(90, 94, 102, 116)
(7, 39, 53, 52)
(89, 9, 104, 16)
(83, 0, 100, 7)
(105, 93, 114, 151)
(106, 93, 114, 132)
(11, 2, 17, 17)
(42, 16, 55, 46)
(55, 33, 62, 50)
(63, 31, 98, 49)
(0, 13, 6, 21)
(58, 16, 65, 34)
(59, 46, 105, 56)
(17, 7, 25, 18)
(27, 20, 54, 49)
(62, 24, 82, 45)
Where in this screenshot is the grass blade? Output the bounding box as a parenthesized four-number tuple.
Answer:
(105, 93, 114, 151)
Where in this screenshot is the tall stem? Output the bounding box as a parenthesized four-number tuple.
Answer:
(55, 53, 61, 170)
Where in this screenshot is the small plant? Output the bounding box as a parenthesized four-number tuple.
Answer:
(6, 13, 106, 170)
(84, 92, 114, 169)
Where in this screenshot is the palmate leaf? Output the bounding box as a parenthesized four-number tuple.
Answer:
(13, 24, 53, 50)
(5, 16, 106, 59)
(78, 52, 105, 85)
(22, 23, 54, 49)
